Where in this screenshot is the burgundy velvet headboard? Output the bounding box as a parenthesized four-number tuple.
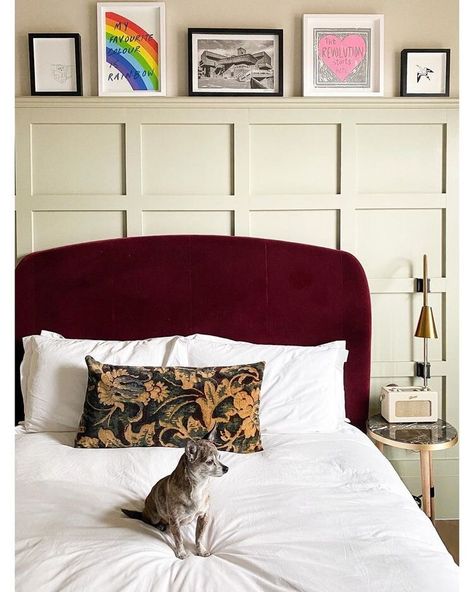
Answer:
(15, 235, 371, 429)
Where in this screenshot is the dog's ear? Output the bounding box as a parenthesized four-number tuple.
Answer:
(185, 440, 199, 462)
(202, 425, 218, 443)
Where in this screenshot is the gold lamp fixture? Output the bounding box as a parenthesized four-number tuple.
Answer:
(414, 254, 438, 389)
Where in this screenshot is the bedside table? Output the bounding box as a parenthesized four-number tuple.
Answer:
(367, 414, 458, 521)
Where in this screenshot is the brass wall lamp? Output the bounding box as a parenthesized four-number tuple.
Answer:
(414, 254, 438, 389)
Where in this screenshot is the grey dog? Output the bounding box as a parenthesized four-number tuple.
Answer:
(122, 430, 228, 559)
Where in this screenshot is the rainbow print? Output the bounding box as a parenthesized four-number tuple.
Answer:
(105, 11, 159, 91)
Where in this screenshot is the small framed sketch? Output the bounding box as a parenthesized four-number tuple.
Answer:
(400, 49, 450, 97)
(28, 33, 82, 96)
(97, 2, 166, 96)
(303, 14, 384, 96)
(188, 28, 283, 96)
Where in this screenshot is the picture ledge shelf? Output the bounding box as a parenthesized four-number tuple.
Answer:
(16, 96, 459, 110)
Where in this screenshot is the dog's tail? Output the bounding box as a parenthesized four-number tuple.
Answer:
(121, 508, 167, 531)
(121, 508, 145, 521)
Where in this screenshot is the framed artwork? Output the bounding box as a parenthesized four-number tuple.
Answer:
(303, 14, 384, 96)
(188, 28, 283, 96)
(400, 49, 450, 97)
(28, 33, 82, 96)
(97, 2, 166, 96)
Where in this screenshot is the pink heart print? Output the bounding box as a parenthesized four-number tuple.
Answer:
(318, 34, 367, 81)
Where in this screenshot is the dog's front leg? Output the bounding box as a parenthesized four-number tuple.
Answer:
(169, 519, 187, 560)
(195, 513, 210, 557)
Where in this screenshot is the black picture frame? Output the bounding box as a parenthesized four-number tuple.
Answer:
(400, 49, 450, 97)
(28, 33, 83, 96)
(188, 28, 283, 97)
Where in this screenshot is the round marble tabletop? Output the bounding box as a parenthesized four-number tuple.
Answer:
(367, 414, 458, 451)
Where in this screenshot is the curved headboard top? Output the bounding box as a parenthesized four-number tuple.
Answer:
(16, 235, 371, 429)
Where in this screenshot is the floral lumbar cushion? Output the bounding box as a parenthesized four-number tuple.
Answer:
(74, 356, 265, 453)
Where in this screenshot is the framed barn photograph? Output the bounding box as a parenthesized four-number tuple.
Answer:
(188, 28, 283, 96)
(97, 2, 166, 96)
(400, 49, 450, 97)
(28, 33, 82, 96)
(303, 14, 384, 96)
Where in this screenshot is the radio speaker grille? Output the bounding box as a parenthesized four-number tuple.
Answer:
(395, 400, 431, 417)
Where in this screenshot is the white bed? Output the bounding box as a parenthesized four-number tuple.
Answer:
(16, 424, 458, 592)
(15, 236, 459, 591)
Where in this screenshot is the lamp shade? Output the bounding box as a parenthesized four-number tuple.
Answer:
(415, 305, 438, 339)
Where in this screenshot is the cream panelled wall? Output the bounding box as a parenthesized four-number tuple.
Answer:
(15, 97, 459, 517)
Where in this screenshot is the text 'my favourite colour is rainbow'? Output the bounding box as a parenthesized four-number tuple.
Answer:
(105, 11, 159, 91)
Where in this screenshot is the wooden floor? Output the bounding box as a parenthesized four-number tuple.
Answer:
(435, 520, 459, 565)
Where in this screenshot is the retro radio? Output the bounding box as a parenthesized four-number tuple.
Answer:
(380, 385, 438, 423)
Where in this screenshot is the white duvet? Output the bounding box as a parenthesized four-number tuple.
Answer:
(16, 425, 458, 592)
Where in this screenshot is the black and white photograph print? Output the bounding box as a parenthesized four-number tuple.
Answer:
(198, 39, 275, 90)
(400, 49, 450, 96)
(188, 28, 283, 96)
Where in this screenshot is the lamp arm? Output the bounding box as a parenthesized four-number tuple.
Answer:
(424, 338, 428, 389)
(423, 254, 428, 307)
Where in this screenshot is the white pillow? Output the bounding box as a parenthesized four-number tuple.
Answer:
(168, 334, 348, 433)
(19, 330, 72, 411)
(20, 332, 179, 433)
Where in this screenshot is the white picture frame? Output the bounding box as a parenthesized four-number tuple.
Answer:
(97, 2, 166, 97)
(303, 14, 384, 97)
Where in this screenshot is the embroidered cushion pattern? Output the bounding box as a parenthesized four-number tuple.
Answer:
(75, 356, 265, 453)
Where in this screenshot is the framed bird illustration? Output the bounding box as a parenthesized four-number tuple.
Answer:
(416, 65, 434, 83)
(400, 49, 450, 96)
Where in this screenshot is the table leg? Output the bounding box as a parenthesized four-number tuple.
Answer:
(429, 451, 435, 522)
(420, 450, 432, 518)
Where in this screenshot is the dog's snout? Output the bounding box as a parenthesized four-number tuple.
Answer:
(222, 465, 229, 473)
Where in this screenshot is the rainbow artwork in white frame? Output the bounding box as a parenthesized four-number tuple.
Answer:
(97, 2, 166, 96)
